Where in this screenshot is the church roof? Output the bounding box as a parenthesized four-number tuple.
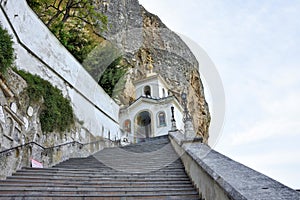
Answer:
(120, 95, 183, 112)
(133, 74, 170, 90)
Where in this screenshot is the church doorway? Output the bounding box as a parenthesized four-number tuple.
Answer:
(135, 111, 152, 142)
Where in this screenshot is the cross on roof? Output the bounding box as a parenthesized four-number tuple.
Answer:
(147, 55, 154, 64)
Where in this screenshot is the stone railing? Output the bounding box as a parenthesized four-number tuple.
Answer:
(169, 131, 300, 200)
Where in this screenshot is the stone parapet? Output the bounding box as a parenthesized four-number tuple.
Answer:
(169, 131, 300, 200)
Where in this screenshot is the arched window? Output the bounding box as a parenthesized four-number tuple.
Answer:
(162, 88, 166, 97)
(157, 112, 166, 127)
(124, 119, 131, 133)
(144, 85, 151, 96)
(103, 2, 109, 12)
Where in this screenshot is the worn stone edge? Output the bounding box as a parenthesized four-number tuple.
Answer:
(169, 131, 300, 200)
(169, 131, 245, 199)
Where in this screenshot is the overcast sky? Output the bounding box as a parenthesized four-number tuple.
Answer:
(139, 0, 300, 189)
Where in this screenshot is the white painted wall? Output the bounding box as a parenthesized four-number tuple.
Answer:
(135, 79, 159, 98)
(134, 75, 170, 99)
(0, 0, 120, 140)
(119, 97, 184, 143)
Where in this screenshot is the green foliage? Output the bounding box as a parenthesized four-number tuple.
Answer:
(27, 0, 42, 9)
(51, 22, 97, 62)
(16, 70, 74, 133)
(27, 0, 128, 98)
(98, 56, 129, 97)
(0, 24, 14, 74)
(27, 0, 107, 62)
(83, 41, 122, 82)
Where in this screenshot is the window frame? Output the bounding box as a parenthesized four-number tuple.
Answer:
(157, 111, 167, 127)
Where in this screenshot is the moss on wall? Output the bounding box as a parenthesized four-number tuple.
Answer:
(15, 69, 74, 133)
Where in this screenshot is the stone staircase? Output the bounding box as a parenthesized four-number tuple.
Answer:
(0, 136, 200, 199)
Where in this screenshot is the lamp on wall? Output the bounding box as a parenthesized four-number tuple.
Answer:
(170, 106, 177, 131)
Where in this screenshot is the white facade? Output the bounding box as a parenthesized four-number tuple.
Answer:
(134, 75, 170, 99)
(119, 74, 184, 143)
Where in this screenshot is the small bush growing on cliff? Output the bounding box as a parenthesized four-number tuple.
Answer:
(99, 56, 129, 97)
(15, 70, 74, 133)
(0, 24, 14, 74)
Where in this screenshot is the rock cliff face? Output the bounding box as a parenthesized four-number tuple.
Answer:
(94, 0, 210, 142)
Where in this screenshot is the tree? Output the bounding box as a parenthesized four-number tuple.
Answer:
(0, 24, 14, 74)
(98, 56, 129, 97)
(28, 0, 106, 30)
(27, 0, 107, 62)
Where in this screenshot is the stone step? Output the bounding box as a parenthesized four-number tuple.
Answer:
(17, 169, 187, 176)
(0, 182, 194, 189)
(54, 158, 182, 163)
(7, 175, 191, 182)
(93, 151, 179, 156)
(0, 193, 199, 200)
(103, 149, 177, 153)
(0, 197, 199, 200)
(60, 157, 182, 162)
(53, 162, 183, 167)
(21, 168, 185, 174)
(0, 190, 199, 198)
(12, 172, 189, 179)
(0, 191, 199, 200)
(49, 158, 178, 163)
(0, 179, 193, 186)
(55, 160, 183, 164)
(53, 163, 184, 168)
(51, 166, 186, 171)
(0, 186, 197, 193)
(0, 136, 199, 199)
(49, 167, 185, 172)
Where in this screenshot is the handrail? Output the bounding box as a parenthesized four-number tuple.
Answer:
(0, 142, 44, 155)
(0, 138, 114, 155)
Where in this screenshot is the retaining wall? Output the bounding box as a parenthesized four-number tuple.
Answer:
(0, 0, 120, 138)
(0, 0, 120, 178)
(169, 131, 300, 200)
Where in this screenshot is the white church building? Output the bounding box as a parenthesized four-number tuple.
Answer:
(119, 73, 184, 144)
